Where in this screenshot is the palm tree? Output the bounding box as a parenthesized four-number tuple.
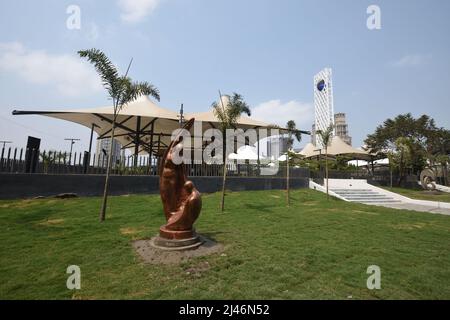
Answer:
(212, 93, 251, 212)
(316, 124, 334, 200)
(285, 120, 302, 206)
(79, 48, 160, 222)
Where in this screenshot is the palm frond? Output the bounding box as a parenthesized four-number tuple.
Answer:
(294, 131, 302, 143)
(286, 120, 302, 148)
(286, 120, 296, 131)
(231, 92, 251, 116)
(212, 93, 251, 130)
(316, 124, 334, 147)
(117, 77, 160, 108)
(78, 49, 119, 97)
(212, 101, 228, 131)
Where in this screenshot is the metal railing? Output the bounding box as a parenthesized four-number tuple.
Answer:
(0, 146, 308, 178)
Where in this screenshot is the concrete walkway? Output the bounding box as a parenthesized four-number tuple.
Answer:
(310, 179, 450, 216)
(374, 202, 450, 215)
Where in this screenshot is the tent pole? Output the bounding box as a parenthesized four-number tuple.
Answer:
(88, 123, 95, 156)
(149, 122, 154, 174)
(157, 133, 161, 173)
(85, 123, 97, 173)
(157, 133, 161, 155)
(257, 130, 260, 173)
(134, 116, 141, 167)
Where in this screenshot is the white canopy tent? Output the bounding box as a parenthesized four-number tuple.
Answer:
(297, 136, 372, 160)
(13, 96, 181, 161)
(297, 142, 317, 157)
(12, 95, 288, 164)
(186, 95, 290, 132)
(187, 109, 275, 131)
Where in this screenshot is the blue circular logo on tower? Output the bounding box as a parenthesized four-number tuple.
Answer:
(317, 79, 326, 91)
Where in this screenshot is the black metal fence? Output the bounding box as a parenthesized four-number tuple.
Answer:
(0, 147, 156, 175)
(4, 146, 449, 189)
(309, 169, 430, 189)
(0, 146, 307, 178)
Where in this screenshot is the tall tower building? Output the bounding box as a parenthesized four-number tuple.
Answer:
(313, 68, 334, 148)
(95, 138, 122, 165)
(334, 113, 352, 146)
(266, 136, 289, 159)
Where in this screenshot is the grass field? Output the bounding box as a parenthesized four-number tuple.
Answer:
(384, 187, 450, 203)
(0, 189, 449, 300)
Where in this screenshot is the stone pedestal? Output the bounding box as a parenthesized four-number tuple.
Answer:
(150, 229, 203, 251)
(159, 226, 195, 240)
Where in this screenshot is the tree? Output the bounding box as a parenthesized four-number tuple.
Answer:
(285, 120, 302, 207)
(391, 137, 415, 185)
(436, 154, 450, 186)
(427, 128, 450, 185)
(79, 48, 160, 222)
(365, 113, 436, 154)
(212, 93, 251, 212)
(317, 124, 334, 200)
(365, 113, 449, 185)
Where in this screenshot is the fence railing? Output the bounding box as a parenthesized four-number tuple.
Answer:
(0, 147, 308, 178)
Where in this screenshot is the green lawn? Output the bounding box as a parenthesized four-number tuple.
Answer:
(383, 187, 450, 203)
(0, 189, 449, 300)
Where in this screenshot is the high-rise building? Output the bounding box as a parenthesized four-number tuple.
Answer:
(313, 68, 334, 148)
(95, 138, 122, 164)
(311, 123, 317, 146)
(334, 113, 352, 146)
(266, 136, 289, 159)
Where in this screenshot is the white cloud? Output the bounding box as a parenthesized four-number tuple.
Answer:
(118, 0, 161, 23)
(0, 42, 102, 97)
(251, 99, 314, 130)
(392, 54, 431, 67)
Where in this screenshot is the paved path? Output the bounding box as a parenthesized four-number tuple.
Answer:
(371, 202, 450, 216)
(321, 179, 450, 216)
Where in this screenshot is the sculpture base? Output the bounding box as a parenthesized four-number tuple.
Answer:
(134, 236, 223, 264)
(158, 226, 196, 240)
(150, 233, 203, 251)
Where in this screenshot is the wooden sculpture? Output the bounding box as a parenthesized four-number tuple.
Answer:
(157, 118, 202, 246)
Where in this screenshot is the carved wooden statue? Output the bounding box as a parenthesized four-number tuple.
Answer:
(158, 118, 202, 242)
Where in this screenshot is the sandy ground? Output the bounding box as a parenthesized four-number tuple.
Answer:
(133, 236, 224, 265)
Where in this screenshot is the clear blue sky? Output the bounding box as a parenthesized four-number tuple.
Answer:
(1, 0, 449, 152)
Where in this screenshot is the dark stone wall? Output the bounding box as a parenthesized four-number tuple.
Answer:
(0, 173, 309, 199)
